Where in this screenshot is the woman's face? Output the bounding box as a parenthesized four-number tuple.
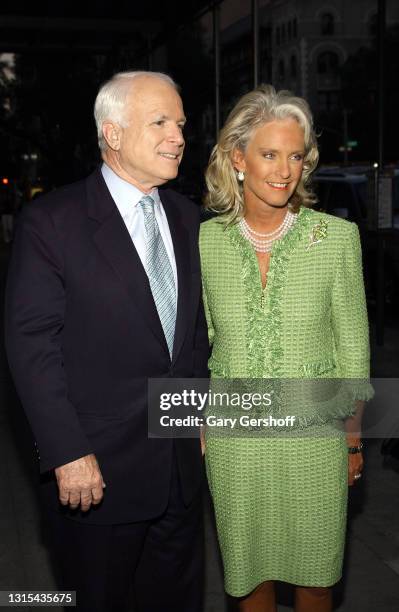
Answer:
(233, 118, 305, 211)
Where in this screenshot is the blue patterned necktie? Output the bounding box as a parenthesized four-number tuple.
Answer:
(139, 195, 177, 357)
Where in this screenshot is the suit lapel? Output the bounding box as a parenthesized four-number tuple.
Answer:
(159, 190, 191, 364)
(86, 169, 169, 355)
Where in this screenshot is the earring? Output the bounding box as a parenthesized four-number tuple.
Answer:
(237, 170, 245, 182)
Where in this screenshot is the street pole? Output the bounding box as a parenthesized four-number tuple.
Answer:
(378, 0, 385, 172)
(252, 0, 259, 88)
(213, 1, 221, 139)
(376, 0, 386, 346)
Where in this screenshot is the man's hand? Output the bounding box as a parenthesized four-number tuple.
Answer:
(55, 453, 106, 512)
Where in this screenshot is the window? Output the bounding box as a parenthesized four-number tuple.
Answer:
(288, 21, 292, 40)
(317, 90, 340, 111)
(290, 55, 297, 79)
(321, 12, 335, 35)
(278, 59, 285, 80)
(282, 23, 286, 44)
(317, 51, 340, 101)
(276, 26, 280, 46)
(327, 183, 357, 220)
(368, 12, 377, 37)
(317, 51, 339, 75)
(293, 17, 297, 38)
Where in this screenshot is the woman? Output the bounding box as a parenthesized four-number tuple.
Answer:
(199, 85, 372, 612)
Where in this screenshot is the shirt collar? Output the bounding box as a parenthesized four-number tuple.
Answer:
(101, 163, 160, 217)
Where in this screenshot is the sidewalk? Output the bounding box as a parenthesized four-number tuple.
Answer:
(1, 411, 399, 612)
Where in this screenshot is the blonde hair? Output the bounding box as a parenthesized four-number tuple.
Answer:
(205, 84, 319, 222)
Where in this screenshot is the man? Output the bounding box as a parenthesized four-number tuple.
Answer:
(5, 71, 209, 612)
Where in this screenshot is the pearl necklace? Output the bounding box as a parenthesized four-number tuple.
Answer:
(239, 210, 297, 252)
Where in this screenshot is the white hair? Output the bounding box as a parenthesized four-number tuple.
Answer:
(205, 84, 319, 221)
(94, 71, 178, 151)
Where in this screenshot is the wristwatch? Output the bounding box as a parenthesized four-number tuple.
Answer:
(348, 442, 363, 454)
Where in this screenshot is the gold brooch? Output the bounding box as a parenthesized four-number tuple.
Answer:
(306, 219, 328, 251)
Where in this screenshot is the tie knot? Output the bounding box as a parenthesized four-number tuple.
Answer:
(139, 194, 155, 214)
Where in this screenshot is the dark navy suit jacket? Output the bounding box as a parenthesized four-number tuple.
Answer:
(5, 168, 209, 524)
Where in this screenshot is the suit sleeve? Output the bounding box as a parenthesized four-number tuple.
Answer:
(331, 222, 373, 400)
(5, 204, 93, 473)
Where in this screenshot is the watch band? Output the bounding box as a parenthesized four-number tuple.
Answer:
(348, 442, 363, 454)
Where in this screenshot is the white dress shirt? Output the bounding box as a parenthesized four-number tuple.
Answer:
(101, 163, 178, 292)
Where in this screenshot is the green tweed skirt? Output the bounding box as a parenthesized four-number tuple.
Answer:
(205, 430, 348, 597)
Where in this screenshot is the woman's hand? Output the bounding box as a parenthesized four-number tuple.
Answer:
(348, 449, 364, 486)
(345, 402, 364, 486)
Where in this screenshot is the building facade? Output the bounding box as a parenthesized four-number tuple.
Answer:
(199, 0, 399, 162)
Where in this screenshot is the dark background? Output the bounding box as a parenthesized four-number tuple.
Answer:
(0, 0, 398, 188)
(0, 3, 398, 611)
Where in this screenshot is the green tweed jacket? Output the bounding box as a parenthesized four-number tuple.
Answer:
(199, 207, 371, 394)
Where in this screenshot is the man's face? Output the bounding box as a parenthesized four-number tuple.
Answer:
(106, 77, 186, 192)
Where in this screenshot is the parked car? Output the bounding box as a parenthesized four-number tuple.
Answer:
(312, 168, 399, 308)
